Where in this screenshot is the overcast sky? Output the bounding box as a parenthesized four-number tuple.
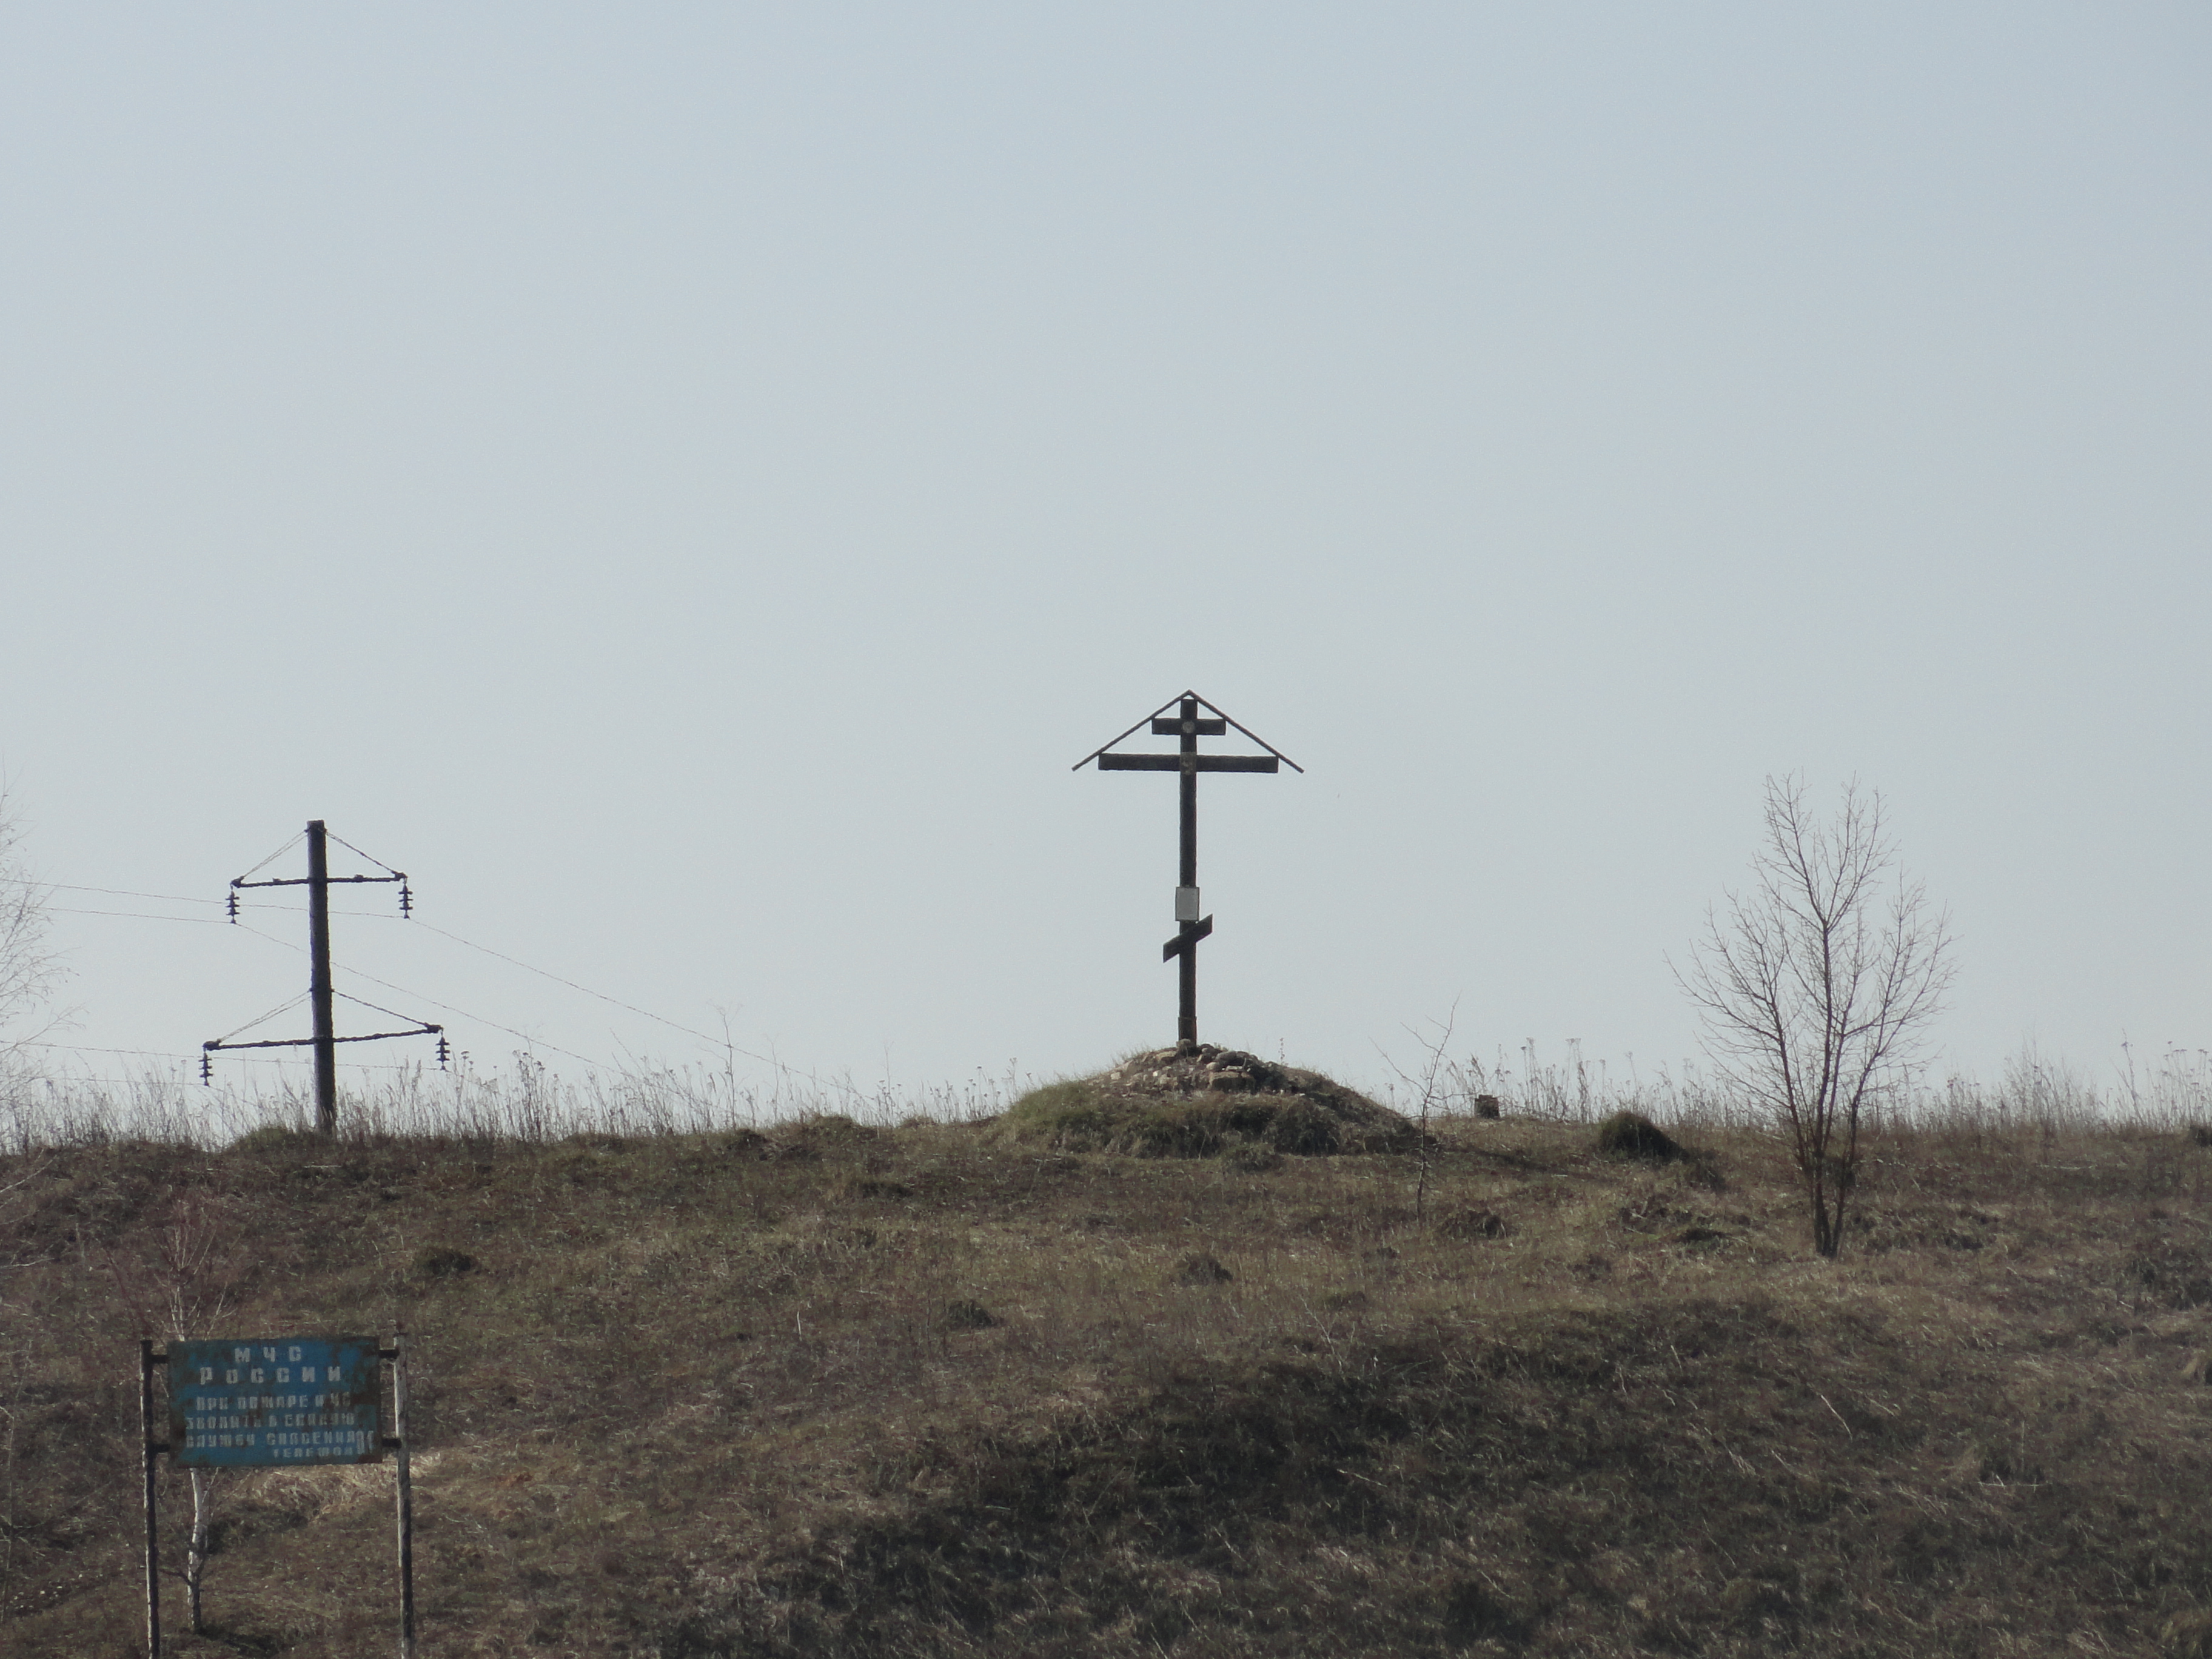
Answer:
(3, 4, 2207, 1111)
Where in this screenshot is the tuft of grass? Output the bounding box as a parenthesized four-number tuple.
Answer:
(997, 1078, 1111, 1142)
(2163, 1609, 2212, 1658)
(411, 1245, 477, 1279)
(2126, 1236, 2212, 1309)
(1173, 1251, 1233, 1285)
(1435, 1205, 1507, 1240)
(227, 1124, 313, 1155)
(1595, 1108, 1683, 1161)
(940, 1297, 996, 1331)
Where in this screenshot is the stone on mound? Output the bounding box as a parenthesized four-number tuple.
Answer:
(994, 1044, 1417, 1158)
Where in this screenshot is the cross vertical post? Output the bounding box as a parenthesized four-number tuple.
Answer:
(1173, 697, 1201, 1045)
(1076, 691, 1300, 1051)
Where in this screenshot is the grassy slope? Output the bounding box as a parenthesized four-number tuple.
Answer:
(4, 1110, 2211, 1657)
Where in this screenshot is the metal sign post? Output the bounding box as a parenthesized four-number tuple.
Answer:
(1074, 692, 1301, 1050)
(138, 1333, 415, 1657)
(141, 1340, 164, 1659)
(385, 1333, 417, 1659)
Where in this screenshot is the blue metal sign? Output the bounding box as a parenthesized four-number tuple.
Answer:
(167, 1338, 383, 1467)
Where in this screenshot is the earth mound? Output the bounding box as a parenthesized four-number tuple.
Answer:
(994, 1043, 1417, 1158)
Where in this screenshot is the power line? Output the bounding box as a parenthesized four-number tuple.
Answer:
(43, 900, 390, 924)
(15, 1041, 423, 1073)
(337, 976, 600, 1071)
(0, 877, 222, 906)
(51, 907, 232, 925)
(259, 919, 841, 1089)
(406, 922, 853, 1086)
(39, 1080, 204, 1090)
(320, 938, 840, 1090)
(235, 831, 303, 883)
(16, 1042, 207, 1062)
(27, 876, 729, 1057)
(324, 831, 401, 877)
(411, 920, 726, 1048)
(28, 873, 851, 1094)
(242, 917, 740, 1067)
(229, 925, 603, 1071)
(233, 922, 307, 957)
(214, 993, 309, 1046)
(334, 989, 440, 1028)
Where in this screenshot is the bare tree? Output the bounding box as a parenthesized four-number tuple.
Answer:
(1384, 1002, 1458, 1227)
(0, 788, 58, 1584)
(0, 786, 67, 1100)
(1675, 777, 1953, 1258)
(106, 1187, 253, 1635)
(0, 1157, 48, 1601)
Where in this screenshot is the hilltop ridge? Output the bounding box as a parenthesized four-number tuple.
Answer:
(3, 1098, 2211, 1655)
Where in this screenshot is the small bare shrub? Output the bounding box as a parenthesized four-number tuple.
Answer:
(2125, 1239, 2212, 1309)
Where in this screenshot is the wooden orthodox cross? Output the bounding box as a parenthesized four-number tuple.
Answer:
(1074, 692, 1301, 1050)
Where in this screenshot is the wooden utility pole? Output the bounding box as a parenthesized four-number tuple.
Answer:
(1076, 692, 1300, 1051)
(306, 820, 338, 1136)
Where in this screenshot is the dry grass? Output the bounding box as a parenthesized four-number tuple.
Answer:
(4, 1090, 2212, 1655)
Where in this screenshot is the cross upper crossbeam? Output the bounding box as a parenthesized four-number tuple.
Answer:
(1151, 717, 1227, 736)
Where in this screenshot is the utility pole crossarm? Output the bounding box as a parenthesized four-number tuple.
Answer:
(206, 1028, 441, 1054)
(232, 874, 407, 889)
